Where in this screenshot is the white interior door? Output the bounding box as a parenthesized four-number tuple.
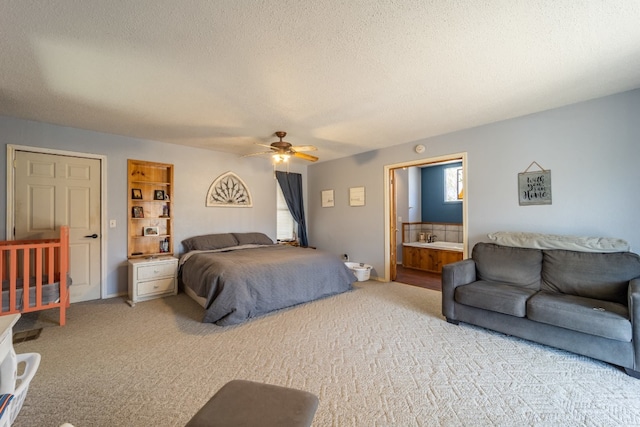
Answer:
(13, 151, 101, 302)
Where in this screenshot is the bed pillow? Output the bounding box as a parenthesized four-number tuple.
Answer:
(232, 232, 274, 246)
(182, 233, 239, 251)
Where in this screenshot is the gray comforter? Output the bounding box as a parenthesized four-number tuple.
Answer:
(180, 245, 356, 325)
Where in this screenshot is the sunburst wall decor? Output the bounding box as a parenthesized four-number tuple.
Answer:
(206, 171, 253, 207)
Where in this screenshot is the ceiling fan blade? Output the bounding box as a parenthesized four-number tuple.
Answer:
(290, 145, 317, 152)
(293, 152, 319, 162)
(242, 151, 273, 157)
(255, 143, 277, 149)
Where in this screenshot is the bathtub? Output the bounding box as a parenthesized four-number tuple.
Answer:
(403, 241, 464, 252)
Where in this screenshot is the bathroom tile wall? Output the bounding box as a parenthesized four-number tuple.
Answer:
(404, 223, 463, 243)
(443, 224, 463, 243)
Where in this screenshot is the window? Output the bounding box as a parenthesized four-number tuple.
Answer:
(276, 184, 297, 241)
(444, 166, 463, 202)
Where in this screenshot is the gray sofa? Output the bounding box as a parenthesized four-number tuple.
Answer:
(442, 243, 640, 377)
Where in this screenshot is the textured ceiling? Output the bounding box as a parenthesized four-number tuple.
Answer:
(2, 1, 640, 163)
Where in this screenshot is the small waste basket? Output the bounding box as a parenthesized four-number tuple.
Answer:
(345, 262, 372, 281)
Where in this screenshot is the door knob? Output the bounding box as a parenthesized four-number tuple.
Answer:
(84, 233, 98, 239)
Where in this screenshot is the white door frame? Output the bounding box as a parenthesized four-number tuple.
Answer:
(383, 152, 468, 282)
(6, 144, 107, 300)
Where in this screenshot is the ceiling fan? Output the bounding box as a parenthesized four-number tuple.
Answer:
(245, 131, 319, 163)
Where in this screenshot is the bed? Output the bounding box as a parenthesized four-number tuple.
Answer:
(0, 226, 71, 326)
(179, 232, 356, 326)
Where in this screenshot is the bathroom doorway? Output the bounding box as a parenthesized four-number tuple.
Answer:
(383, 152, 468, 283)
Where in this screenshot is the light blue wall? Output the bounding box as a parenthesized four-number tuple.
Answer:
(0, 117, 307, 297)
(3, 89, 639, 292)
(421, 162, 463, 223)
(308, 89, 640, 278)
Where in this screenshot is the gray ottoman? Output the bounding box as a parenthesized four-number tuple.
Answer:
(186, 380, 319, 427)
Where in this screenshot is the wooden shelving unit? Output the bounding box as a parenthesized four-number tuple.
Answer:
(127, 159, 174, 258)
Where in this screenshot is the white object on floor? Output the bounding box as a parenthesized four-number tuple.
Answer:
(0, 314, 20, 395)
(345, 262, 372, 281)
(4, 353, 41, 427)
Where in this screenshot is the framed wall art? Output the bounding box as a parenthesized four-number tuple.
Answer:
(518, 161, 551, 206)
(349, 186, 365, 207)
(206, 171, 253, 207)
(321, 189, 334, 207)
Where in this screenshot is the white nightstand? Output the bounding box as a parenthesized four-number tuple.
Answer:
(127, 256, 178, 307)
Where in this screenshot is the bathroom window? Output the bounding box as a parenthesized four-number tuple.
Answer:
(276, 185, 296, 241)
(444, 166, 463, 202)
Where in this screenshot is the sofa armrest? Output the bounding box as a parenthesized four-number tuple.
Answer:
(442, 259, 477, 321)
(629, 278, 640, 370)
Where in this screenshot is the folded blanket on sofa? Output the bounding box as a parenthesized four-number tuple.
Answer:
(487, 232, 630, 253)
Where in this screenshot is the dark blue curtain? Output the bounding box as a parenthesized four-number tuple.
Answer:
(275, 171, 308, 247)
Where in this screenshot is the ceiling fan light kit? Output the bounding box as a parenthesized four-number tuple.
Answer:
(272, 153, 290, 163)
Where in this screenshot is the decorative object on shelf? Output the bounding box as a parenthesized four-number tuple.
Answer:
(349, 186, 365, 207)
(161, 205, 169, 217)
(321, 189, 334, 207)
(132, 206, 144, 218)
(518, 161, 551, 206)
(206, 171, 253, 207)
(143, 226, 159, 236)
(160, 238, 170, 253)
(154, 190, 165, 200)
(131, 188, 143, 199)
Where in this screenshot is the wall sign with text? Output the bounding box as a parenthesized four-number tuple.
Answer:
(518, 169, 551, 206)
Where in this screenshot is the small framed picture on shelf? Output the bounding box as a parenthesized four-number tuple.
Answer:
(131, 188, 143, 199)
(132, 206, 144, 218)
(143, 226, 159, 236)
(154, 190, 165, 200)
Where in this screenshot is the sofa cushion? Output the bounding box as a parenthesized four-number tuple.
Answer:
(472, 243, 542, 290)
(527, 291, 631, 342)
(455, 280, 538, 317)
(542, 250, 640, 305)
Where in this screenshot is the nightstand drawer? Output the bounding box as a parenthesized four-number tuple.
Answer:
(137, 262, 176, 280)
(137, 277, 175, 297)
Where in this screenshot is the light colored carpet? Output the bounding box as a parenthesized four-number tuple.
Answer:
(11, 281, 640, 427)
